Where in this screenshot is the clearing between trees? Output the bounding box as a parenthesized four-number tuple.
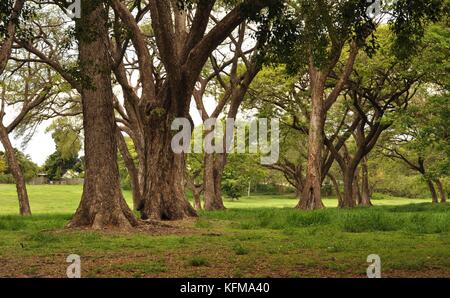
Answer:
(0, 185, 449, 278)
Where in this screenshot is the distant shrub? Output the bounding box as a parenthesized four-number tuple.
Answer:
(222, 179, 246, 200)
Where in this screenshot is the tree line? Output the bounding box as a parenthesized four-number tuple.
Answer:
(0, 0, 448, 229)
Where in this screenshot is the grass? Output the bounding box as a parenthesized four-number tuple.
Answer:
(0, 184, 449, 278)
(0, 184, 430, 215)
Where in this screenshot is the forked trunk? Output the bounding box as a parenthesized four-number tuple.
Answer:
(435, 180, 447, 203)
(426, 179, 439, 204)
(298, 69, 326, 210)
(0, 125, 31, 216)
(68, 2, 138, 229)
(140, 114, 197, 220)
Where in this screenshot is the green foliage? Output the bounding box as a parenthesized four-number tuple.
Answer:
(46, 118, 82, 161)
(0, 150, 39, 183)
(43, 151, 83, 181)
(0, 154, 6, 173)
(118, 137, 139, 190)
(222, 178, 246, 200)
(260, 0, 445, 72)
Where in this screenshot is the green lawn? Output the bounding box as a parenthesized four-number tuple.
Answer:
(0, 184, 449, 278)
(0, 184, 431, 214)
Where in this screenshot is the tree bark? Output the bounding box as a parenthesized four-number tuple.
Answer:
(328, 173, 342, 206)
(341, 168, 357, 208)
(0, 124, 31, 216)
(68, 2, 138, 229)
(140, 111, 197, 220)
(353, 168, 362, 205)
(0, 0, 25, 75)
(426, 179, 439, 204)
(204, 153, 226, 211)
(435, 179, 447, 203)
(360, 157, 373, 206)
(192, 187, 203, 210)
(298, 68, 326, 210)
(116, 130, 143, 211)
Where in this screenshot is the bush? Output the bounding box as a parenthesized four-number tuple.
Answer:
(222, 179, 246, 200)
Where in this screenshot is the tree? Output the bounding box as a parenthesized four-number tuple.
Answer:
(0, 0, 26, 75)
(0, 55, 66, 215)
(46, 117, 82, 160)
(192, 22, 262, 210)
(222, 153, 267, 199)
(325, 28, 425, 208)
(380, 21, 449, 204)
(110, 0, 280, 219)
(0, 0, 30, 215)
(43, 151, 82, 181)
(67, 1, 138, 229)
(260, 0, 445, 209)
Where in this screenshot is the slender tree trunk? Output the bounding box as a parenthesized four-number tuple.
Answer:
(68, 2, 138, 229)
(298, 69, 326, 210)
(426, 179, 439, 204)
(360, 157, 373, 206)
(295, 185, 302, 199)
(328, 173, 343, 206)
(0, 124, 31, 216)
(192, 187, 203, 210)
(140, 111, 197, 220)
(117, 130, 143, 211)
(435, 179, 446, 203)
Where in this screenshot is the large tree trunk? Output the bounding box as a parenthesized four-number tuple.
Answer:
(426, 179, 439, 204)
(0, 124, 31, 216)
(204, 153, 226, 211)
(68, 2, 138, 229)
(298, 69, 326, 210)
(435, 179, 446, 204)
(341, 168, 357, 208)
(360, 157, 373, 206)
(140, 112, 197, 220)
